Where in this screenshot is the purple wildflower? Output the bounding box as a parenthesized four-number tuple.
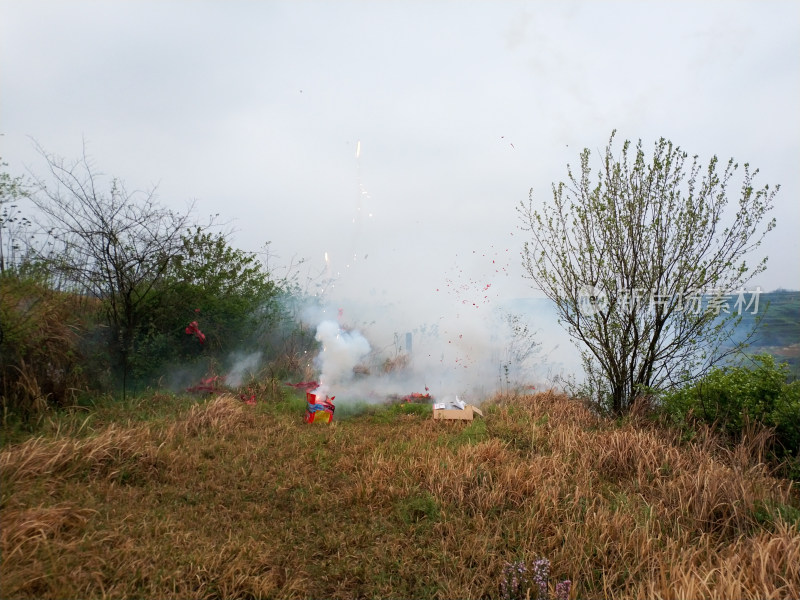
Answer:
(555, 579, 571, 600)
(501, 557, 571, 600)
(530, 558, 550, 598)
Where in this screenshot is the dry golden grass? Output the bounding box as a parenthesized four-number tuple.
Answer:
(168, 394, 259, 438)
(0, 276, 92, 417)
(1, 391, 798, 599)
(1, 423, 161, 484)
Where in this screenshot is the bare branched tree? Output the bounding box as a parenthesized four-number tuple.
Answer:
(498, 312, 541, 393)
(0, 160, 33, 274)
(519, 132, 778, 415)
(28, 142, 199, 397)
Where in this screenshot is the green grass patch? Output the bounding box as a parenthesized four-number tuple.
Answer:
(752, 499, 800, 530)
(395, 491, 441, 526)
(361, 401, 432, 424)
(440, 418, 488, 448)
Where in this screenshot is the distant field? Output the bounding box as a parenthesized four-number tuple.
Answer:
(2, 390, 798, 599)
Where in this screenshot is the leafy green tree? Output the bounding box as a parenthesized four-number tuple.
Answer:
(519, 132, 778, 414)
(162, 228, 278, 346)
(131, 228, 282, 382)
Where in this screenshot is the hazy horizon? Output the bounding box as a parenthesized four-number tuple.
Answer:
(2, 1, 798, 396)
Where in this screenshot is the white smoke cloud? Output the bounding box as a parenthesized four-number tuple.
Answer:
(313, 320, 371, 400)
(287, 235, 583, 409)
(293, 289, 576, 409)
(225, 351, 263, 387)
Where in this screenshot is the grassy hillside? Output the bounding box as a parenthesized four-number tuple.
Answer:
(738, 290, 800, 376)
(2, 390, 799, 599)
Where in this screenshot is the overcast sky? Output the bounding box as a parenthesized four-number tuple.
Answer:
(1, 1, 798, 384)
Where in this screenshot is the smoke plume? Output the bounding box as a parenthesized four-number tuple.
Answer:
(313, 320, 371, 400)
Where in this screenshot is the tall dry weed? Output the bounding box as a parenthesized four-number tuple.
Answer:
(168, 394, 258, 439)
(0, 274, 89, 418)
(640, 522, 800, 599)
(1, 504, 96, 561)
(0, 423, 159, 484)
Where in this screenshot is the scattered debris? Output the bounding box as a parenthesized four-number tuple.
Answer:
(240, 388, 256, 405)
(187, 375, 256, 405)
(385, 391, 433, 404)
(185, 320, 206, 344)
(284, 381, 319, 391)
(404, 392, 432, 403)
(186, 375, 224, 394)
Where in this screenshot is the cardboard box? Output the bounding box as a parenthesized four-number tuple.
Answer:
(432, 404, 484, 421)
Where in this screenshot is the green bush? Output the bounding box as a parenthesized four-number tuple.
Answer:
(126, 228, 285, 385)
(662, 354, 800, 463)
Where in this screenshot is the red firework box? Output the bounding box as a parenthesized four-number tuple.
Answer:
(304, 392, 336, 424)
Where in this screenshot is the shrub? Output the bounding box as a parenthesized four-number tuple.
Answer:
(662, 354, 800, 464)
